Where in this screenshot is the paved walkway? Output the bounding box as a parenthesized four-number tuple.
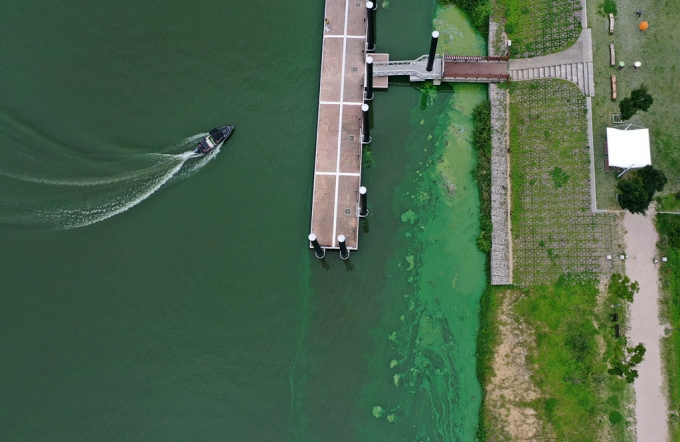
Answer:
(310, 0, 367, 250)
(509, 29, 595, 96)
(624, 210, 668, 442)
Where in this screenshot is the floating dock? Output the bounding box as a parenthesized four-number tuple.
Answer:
(309, 0, 371, 251)
(309, 4, 510, 256)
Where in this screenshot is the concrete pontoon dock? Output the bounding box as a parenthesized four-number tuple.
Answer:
(309, 0, 370, 251)
(309, 2, 511, 255)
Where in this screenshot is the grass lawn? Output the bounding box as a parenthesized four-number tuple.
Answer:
(517, 277, 635, 441)
(508, 79, 624, 285)
(588, 0, 680, 209)
(656, 214, 680, 439)
(496, 0, 582, 57)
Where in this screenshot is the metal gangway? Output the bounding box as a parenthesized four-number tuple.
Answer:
(372, 55, 444, 83)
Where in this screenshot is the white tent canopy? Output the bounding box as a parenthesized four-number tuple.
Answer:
(606, 127, 651, 169)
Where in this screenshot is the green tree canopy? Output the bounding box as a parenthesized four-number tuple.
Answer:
(608, 273, 640, 302)
(617, 166, 667, 214)
(619, 84, 654, 120)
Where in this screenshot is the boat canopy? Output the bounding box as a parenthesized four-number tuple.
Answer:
(209, 128, 223, 140)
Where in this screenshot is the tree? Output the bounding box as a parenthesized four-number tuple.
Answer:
(608, 273, 640, 302)
(617, 166, 667, 214)
(638, 164, 668, 195)
(619, 84, 654, 120)
(617, 179, 652, 214)
(619, 98, 637, 121)
(631, 85, 654, 112)
(608, 343, 646, 383)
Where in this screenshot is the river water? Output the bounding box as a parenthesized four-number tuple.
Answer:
(0, 1, 486, 440)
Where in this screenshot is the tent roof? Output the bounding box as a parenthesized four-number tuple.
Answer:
(606, 127, 651, 169)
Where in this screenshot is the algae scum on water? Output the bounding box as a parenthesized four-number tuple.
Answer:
(358, 5, 488, 439)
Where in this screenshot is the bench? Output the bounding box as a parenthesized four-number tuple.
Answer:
(605, 157, 610, 172)
(611, 75, 617, 100)
(604, 141, 609, 155)
(610, 44, 615, 66)
(609, 13, 615, 34)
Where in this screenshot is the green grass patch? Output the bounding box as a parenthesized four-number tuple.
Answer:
(550, 166, 570, 189)
(657, 214, 680, 437)
(497, 0, 582, 57)
(657, 192, 680, 213)
(508, 80, 623, 285)
(590, 1, 680, 209)
(515, 276, 633, 441)
(474, 285, 499, 441)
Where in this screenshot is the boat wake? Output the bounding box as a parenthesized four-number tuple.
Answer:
(0, 133, 224, 229)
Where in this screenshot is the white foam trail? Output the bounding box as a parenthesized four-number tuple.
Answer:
(64, 155, 192, 228)
(0, 133, 225, 229)
(60, 149, 219, 229)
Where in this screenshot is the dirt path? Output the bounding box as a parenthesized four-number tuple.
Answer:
(624, 210, 668, 441)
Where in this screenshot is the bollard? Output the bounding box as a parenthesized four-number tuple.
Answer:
(359, 186, 369, 217)
(361, 104, 371, 144)
(308, 233, 325, 259)
(338, 235, 350, 260)
(365, 56, 374, 100)
(366, 2, 376, 52)
(426, 31, 439, 72)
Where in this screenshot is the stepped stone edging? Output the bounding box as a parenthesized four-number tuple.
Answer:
(488, 17, 512, 285)
(508, 29, 595, 96)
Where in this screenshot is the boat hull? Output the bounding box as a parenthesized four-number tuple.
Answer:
(194, 125, 234, 155)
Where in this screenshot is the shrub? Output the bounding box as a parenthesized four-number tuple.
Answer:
(439, 0, 490, 35)
(604, 0, 618, 15)
(471, 101, 492, 254)
(667, 218, 680, 248)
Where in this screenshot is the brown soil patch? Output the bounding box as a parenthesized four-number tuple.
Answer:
(484, 290, 555, 441)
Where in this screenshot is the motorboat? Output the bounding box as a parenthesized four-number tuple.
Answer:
(194, 125, 234, 155)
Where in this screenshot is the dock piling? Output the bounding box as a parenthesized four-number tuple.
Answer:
(361, 104, 371, 144)
(365, 56, 374, 100)
(359, 186, 369, 217)
(308, 233, 326, 259)
(366, 2, 376, 52)
(338, 235, 350, 260)
(426, 31, 439, 72)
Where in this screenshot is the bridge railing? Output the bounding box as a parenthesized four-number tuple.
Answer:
(443, 55, 509, 62)
(442, 73, 510, 81)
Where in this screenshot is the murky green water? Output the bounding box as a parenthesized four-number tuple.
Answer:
(0, 1, 486, 440)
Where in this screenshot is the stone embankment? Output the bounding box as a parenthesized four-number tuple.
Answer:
(488, 18, 512, 285)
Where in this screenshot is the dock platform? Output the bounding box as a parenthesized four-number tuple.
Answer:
(310, 0, 369, 250)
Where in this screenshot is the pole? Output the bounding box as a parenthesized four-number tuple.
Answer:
(366, 2, 376, 52)
(361, 104, 371, 144)
(338, 235, 350, 260)
(426, 31, 439, 72)
(365, 56, 374, 100)
(308, 233, 325, 259)
(359, 186, 368, 217)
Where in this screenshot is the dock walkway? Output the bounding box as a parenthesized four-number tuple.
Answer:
(310, 0, 368, 250)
